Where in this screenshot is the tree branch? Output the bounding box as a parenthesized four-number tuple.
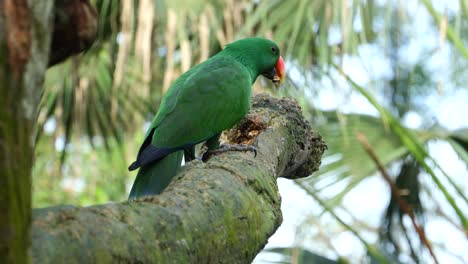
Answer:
(31, 94, 327, 263)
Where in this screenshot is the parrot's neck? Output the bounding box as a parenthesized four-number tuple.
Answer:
(220, 50, 259, 84)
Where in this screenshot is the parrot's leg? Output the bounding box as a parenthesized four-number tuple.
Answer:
(202, 133, 257, 161)
(200, 133, 221, 161)
(183, 133, 222, 162)
(210, 144, 257, 156)
(205, 133, 221, 151)
(184, 146, 196, 162)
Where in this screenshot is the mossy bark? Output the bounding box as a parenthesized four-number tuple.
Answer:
(0, 1, 54, 263)
(31, 94, 327, 263)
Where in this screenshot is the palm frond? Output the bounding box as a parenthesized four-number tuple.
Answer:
(338, 67, 468, 231)
(308, 111, 407, 205)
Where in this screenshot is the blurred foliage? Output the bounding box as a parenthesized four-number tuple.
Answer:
(263, 247, 349, 264)
(34, 0, 468, 263)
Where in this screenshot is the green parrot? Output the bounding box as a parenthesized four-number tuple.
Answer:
(128, 37, 285, 199)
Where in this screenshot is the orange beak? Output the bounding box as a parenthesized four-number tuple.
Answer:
(273, 56, 285, 88)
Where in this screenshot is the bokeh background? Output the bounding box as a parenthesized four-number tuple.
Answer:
(35, 0, 468, 263)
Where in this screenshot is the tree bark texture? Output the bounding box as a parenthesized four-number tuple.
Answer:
(31, 94, 327, 263)
(0, 1, 54, 263)
(0, 0, 96, 262)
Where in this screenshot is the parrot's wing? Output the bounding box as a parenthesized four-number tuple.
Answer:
(153, 57, 252, 146)
(127, 132, 175, 171)
(130, 56, 252, 170)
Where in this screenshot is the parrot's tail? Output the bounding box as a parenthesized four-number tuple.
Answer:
(128, 150, 184, 199)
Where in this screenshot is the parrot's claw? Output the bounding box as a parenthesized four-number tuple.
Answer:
(202, 144, 257, 161)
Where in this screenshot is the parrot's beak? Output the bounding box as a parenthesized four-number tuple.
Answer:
(262, 56, 286, 88)
(272, 56, 285, 88)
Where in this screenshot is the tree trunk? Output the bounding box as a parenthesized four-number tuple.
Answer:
(0, 1, 96, 262)
(31, 94, 327, 263)
(0, 1, 54, 262)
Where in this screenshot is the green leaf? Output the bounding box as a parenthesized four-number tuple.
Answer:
(450, 128, 468, 152)
(449, 139, 468, 165)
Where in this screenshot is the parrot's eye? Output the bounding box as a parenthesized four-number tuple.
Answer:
(271, 46, 277, 53)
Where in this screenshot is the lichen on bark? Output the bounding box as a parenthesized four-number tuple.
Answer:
(31, 93, 327, 263)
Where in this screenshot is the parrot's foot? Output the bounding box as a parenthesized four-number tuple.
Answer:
(202, 144, 257, 161)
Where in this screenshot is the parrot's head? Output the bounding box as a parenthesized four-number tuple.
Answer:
(224, 38, 285, 87)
